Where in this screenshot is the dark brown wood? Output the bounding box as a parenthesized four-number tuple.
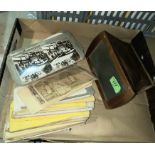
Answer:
(106, 31, 153, 92)
(131, 32, 155, 83)
(86, 31, 155, 109)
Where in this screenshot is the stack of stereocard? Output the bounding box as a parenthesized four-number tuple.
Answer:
(4, 32, 96, 142)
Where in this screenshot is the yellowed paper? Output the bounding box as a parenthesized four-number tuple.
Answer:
(15, 66, 95, 113)
(9, 103, 89, 132)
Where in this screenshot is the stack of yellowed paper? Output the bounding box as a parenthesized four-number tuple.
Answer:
(3, 66, 95, 142)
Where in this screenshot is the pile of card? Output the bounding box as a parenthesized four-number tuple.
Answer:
(4, 31, 96, 142)
(3, 66, 95, 142)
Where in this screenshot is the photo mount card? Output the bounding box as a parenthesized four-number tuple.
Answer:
(13, 101, 94, 118)
(14, 65, 95, 113)
(13, 86, 95, 114)
(60, 86, 95, 102)
(7, 32, 85, 85)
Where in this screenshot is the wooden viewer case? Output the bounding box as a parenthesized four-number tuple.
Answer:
(86, 31, 155, 109)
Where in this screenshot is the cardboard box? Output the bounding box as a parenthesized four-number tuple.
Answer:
(0, 18, 155, 142)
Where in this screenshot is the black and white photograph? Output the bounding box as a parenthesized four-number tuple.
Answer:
(12, 39, 80, 83)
